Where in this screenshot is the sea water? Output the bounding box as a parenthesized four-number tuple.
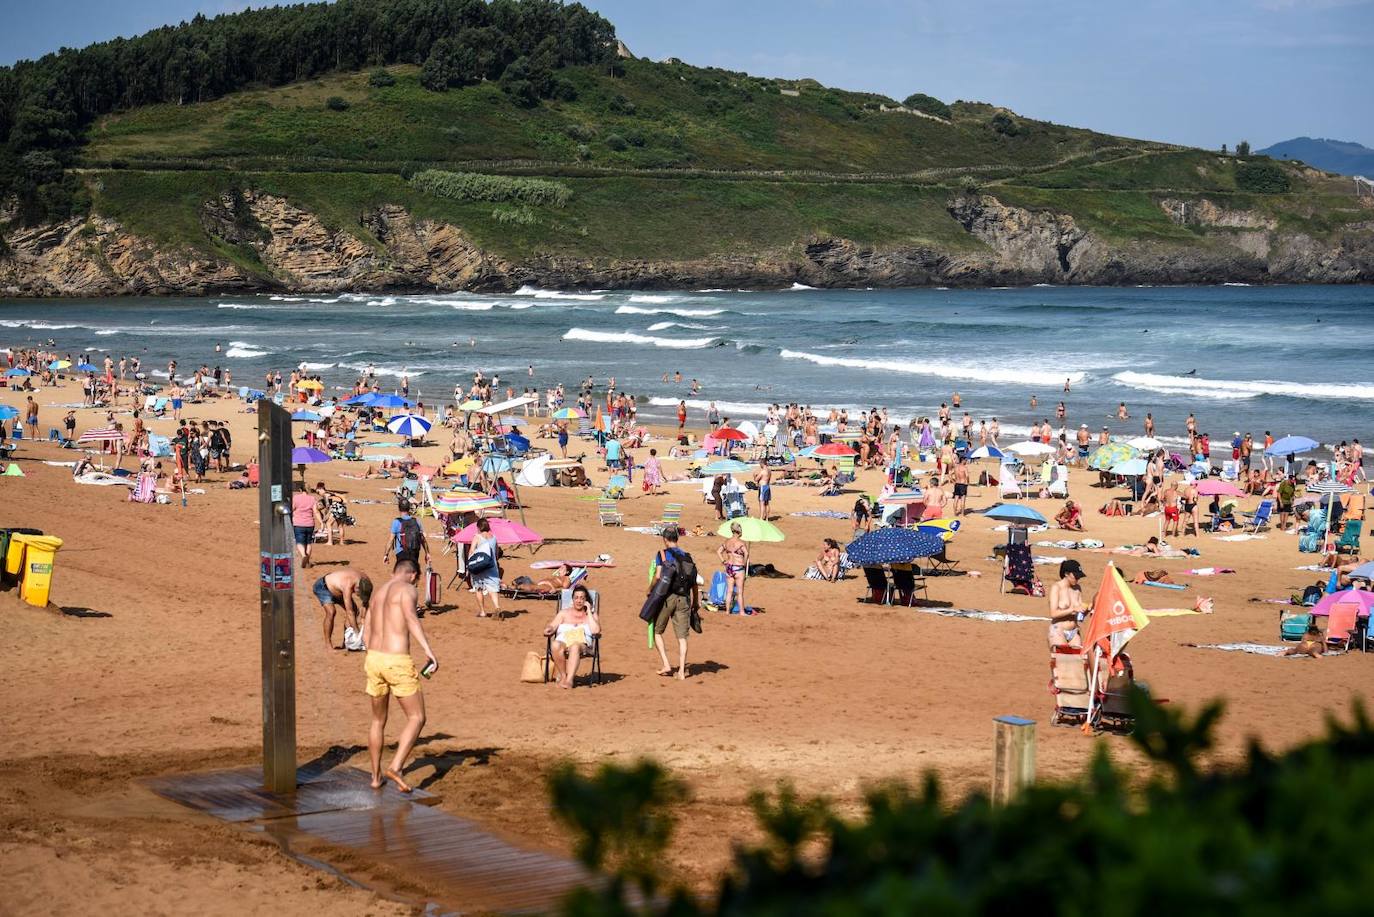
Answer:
(2, 284, 1370, 448)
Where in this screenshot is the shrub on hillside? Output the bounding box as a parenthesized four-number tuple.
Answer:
(410, 169, 571, 207)
(604, 134, 628, 152)
(367, 69, 395, 88)
(325, 96, 349, 111)
(990, 112, 1022, 136)
(1235, 160, 1292, 193)
(902, 92, 952, 119)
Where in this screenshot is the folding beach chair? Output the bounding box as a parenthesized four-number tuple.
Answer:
(1335, 520, 1362, 555)
(889, 564, 927, 605)
(1324, 604, 1359, 654)
(862, 566, 891, 604)
(652, 503, 684, 534)
(925, 546, 961, 577)
(1278, 607, 1311, 642)
(1240, 499, 1273, 533)
(1049, 645, 1090, 727)
(597, 499, 624, 526)
(544, 588, 602, 686)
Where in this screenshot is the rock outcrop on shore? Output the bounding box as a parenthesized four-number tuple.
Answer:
(2, 192, 1371, 297)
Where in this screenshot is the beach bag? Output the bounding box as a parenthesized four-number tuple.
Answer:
(1300, 584, 1324, 606)
(128, 472, 156, 504)
(709, 570, 727, 606)
(467, 550, 496, 575)
(638, 591, 666, 623)
(423, 567, 442, 606)
(520, 651, 548, 683)
(667, 550, 698, 596)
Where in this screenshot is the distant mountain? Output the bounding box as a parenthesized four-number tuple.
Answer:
(1257, 137, 1374, 176)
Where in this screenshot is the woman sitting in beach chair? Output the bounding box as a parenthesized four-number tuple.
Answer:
(542, 584, 601, 689)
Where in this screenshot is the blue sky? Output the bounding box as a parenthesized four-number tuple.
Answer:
(1, 0, 1369, 148)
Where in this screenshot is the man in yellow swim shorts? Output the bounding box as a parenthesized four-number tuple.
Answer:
(362, 558, 437, 793)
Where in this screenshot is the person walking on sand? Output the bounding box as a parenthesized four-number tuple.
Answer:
(650, 526, 699, 679)
(952, 456, 970, 516)
(363, 559, 437, 793)
(290, 481, 320, 568)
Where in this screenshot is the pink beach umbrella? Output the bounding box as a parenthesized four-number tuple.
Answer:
(1195, 479, 1245, 497)
(451, 518, 543, 546)
(1309, 589, 1374, 618)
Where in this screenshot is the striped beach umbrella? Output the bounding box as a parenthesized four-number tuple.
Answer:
(880, 490, 926, 505)
(387, 413, 433, 438)
(433, 490, 500, 514)
(551, 407, 584, 420)
(78, 428, 126, 444)
(48, 360, 71, 370)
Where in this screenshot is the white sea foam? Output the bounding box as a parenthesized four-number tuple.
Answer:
(787, 283, 815, 291)
(298, 361, 336, 371)
(95, 329, 120, 336)
(647, 397, 774, 416)
(627, 294, 679, 304)
(339, 362, 425, 378)
(225, 341, 270, 358)
(1222, 282, 1251, 287)
(1112, 371, 1374, 402)
(614, 305, 725, 317)
(0, 320, 82, 330)
(514, 285, 605, 301)
(563, 328, 717, 349)
(780, 349, 1087, 387)
(646, 321, 714, 332)
(216, 303, 270, 310)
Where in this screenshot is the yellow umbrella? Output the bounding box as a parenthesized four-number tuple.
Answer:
(297, 379, 324, 390)
(443, 457, 475, 475)
(458, 399, 484, 411)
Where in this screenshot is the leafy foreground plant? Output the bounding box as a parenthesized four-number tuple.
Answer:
(550, 694, 1374, 915)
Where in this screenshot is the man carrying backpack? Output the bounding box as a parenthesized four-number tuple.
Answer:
(384, 501, 430, 570)
(648, 525, 700, 680)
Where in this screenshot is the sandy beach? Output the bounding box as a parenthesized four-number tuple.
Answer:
(1, 374, 1370, 912)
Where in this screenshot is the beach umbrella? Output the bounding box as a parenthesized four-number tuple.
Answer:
(5, 368, 31, 377)
(1346, 561, 1374, 582)
(704, 459, 752, 475)
(387, 413, 433, 438)
(1081, 563, 1151, 728)
(845, 527, 944, 565)
(880, 490, 926, 505)
(1195, 479, 1245, 497)
(1127, 436, 1162, 451)
(716, 517, 785, 542)
(917, 518, 961, 535)
(297, 379, 324, 391)
(1308, 589, 1374, 619)
(291, 446, 331, 465)
(1110, 458, 1149, 477)
(458, 399, 485, 411)
(1087, 442, 1138, 470)
(291, 410, 323, 422)
(813, 442, 857, 457)
(434, 490, 500, 514)
(443, 457, 475, 475)
(1307, 479, 1353, 545)
(367, 394, 414, 409)
(48, 360, 71, 370)
(452, 517, 542, 545)
(341, 393, 371, 406)
(77, 428, 126, 444)
(1265, 435, 1318, 457)
(983, 503, 1047, 525)
(0, 405, 19, 420)
(551, 407, 584, 420)
(482, 455, 514, 474)
(714, 427, 749, 442)
(1007, 441, 1055, 457)
(969, 445, 1004, 461)
(76, 362, 99, 372)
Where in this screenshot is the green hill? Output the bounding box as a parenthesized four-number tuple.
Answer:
(2, 0, 1370, 293)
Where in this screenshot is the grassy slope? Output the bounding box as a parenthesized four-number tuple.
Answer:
(77, 60, 1364, 266)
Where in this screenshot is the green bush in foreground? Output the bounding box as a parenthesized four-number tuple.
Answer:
(551, 695, 1374, 915)
(409, 169, 571, 207)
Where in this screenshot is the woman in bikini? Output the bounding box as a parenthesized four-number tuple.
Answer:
(542, 583, 601, 688)
(718, 523, 750, 614)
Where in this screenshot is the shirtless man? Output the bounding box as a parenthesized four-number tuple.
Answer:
(312, 567, 372, 652)
(754, 464, 773, 520)
(363, 559, 437, 793)
(1048, 560, 1087, 648)
(923, 476, 949, 520)
(951, 458, 970, 516)
(1161, 481, 1182, 537)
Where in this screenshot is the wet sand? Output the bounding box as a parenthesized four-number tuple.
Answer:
(1, 378, 1370, 910)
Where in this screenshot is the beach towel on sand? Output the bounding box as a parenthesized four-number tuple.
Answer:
(1183, 642, 1292, 657)
(914, 608, 1048, 623)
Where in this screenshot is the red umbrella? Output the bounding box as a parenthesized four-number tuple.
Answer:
(814, 442, 857, 457)
(452, 518, 543, 546)
(713, 427, 748, 441)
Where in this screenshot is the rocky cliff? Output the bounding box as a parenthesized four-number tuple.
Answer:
(2, 191, 1371, 297)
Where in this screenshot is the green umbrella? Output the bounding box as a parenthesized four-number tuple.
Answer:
(717, 518, 785, 542)
(1087, 442, 1138, 471)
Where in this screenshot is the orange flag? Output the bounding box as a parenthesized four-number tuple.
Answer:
(1081, 562, 1150, 661)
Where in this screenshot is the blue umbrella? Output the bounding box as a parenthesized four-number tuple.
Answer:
(1348, 561, 1374, 581)
(704, 459, 752, 474)
(1266, 435, 1318, 457)
(77, 362, 99, 372)
(482, 456, 513, 474)
(983, 503, 1048, 524)
(341, 393, 372, 406)
(969, 445, 1004, 460)
(5, 368, 31, 377)
(291, 410, 323, 422)
(846, 527, 946, 566)
(0, 405, 19, 420)
(1110, 458, 1149, 476)
(387, 413, 433, 438)
(367, 394, 415, 409)
(607, 474, 630, 490)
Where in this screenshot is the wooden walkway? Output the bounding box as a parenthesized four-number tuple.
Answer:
(146, 765, 594, 914)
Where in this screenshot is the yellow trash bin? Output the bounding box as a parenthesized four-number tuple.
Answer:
(19, 535, 63, 607)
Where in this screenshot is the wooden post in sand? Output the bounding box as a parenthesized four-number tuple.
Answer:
(991, 715, 1036, 806)
(258, 400, 297, 794)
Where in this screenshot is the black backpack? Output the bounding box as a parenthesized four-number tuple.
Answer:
(397, 517, 423, 555)
(666, 549, 697, 597)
